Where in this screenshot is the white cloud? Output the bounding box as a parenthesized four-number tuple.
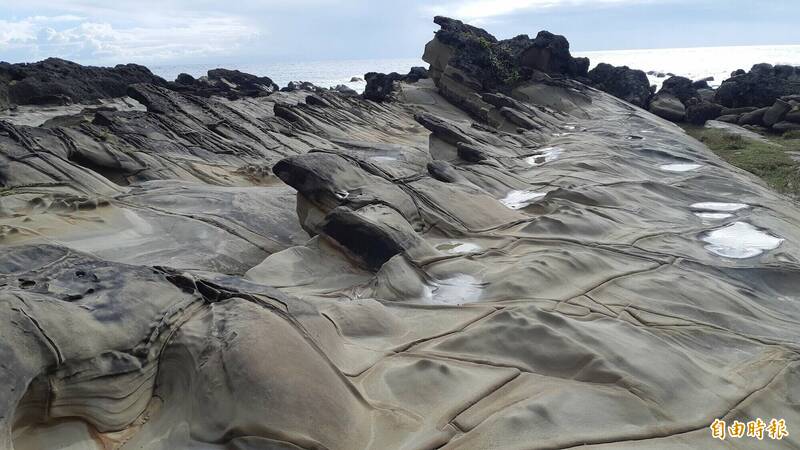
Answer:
(424, 0, 652, 22)
(0, 14, 259, 63)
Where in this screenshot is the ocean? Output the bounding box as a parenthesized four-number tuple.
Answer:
(149, 45, 800, 93)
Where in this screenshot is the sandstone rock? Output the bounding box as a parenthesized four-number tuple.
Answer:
(737, 106, 769, 126)
(772, 121, 800, 133)
(785, 108, 800, 123)
(715, 114, 741, 123)
(763, 99, 792, 127)
(721, 106, 757, 115)
(649, 94, 685, 121)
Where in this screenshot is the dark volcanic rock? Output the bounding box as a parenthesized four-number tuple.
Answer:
(715, 63, 800, 108)
(658, 76, 698, 103)
(518, 30, 589, 77)
(175, 73, 196, 85)
(425, 16, 587, 91)
(363, 72, 405, 102)
(167, 68, 279, 99)
(587, 63, 652, 108)
(686, 101, 723, 125)
(406, 66, 429, 82)
(0, 58, 166, 108)
(281, 81, 324, 92)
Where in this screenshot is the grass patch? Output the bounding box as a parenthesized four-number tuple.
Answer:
(682, 124, 800, 198)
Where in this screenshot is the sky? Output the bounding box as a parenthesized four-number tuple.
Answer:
(0, 0, 798, 66)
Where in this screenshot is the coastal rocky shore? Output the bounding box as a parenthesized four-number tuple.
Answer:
(2, 16, 800, 450)
(585, 59, 800, 133)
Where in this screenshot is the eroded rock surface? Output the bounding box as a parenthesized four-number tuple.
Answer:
(2, 16, 800, 450)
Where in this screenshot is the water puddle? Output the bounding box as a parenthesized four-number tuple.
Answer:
(423, 274, 483, 305)
(370, 156, 398, 162)
(695, 212, 733, 220)
(435, 242, 482, 254)
(701, 221, 783, 259)
(691, 202, 749, 212)
(500, 190, 546, 209)
(525, 147, 562, 166)
(660, 163, 702, 172)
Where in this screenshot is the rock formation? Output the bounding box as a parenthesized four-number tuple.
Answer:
(0, 58, 166, 109)
(1, 16, 800, 450)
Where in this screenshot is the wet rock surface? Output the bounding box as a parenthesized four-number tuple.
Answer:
(2, 16, 800, 450)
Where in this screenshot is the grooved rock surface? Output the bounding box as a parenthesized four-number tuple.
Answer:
(2, 18, 800, 450)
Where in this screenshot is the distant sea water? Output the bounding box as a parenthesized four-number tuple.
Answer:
(150, 58, 425, 93)
(578, 44, 800, 90)
(149, 45, 800, 93)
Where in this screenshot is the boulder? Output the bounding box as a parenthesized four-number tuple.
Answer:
(334, 85, 358, 96)
(363, 72, 404, 102)
(772, 121, 800, 133)
(716, 114, 741, 123)
(686, 101, 723, 125)
(281, 81, 323, 92)
(737, 107, 769, 126)
(763, 99, 792, 127)
(350, 76, 364, 82)
(657, 76, 697, 103)
(0, 58, 167, 108)
(715, 63, 800, 108)
(587, 63, 651, 108)
(518, 30, 588, 77)
(649, 94, 685, 122)
(362, 67, 429, 102)
(697, 89, 716, 102)
(785, 108, 800, 123)
(721, 106, 757, 116)
(175, 73, 196, 85)
(405, 66, 429, 82)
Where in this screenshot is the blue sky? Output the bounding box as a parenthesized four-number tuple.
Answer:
(1, 0, 798, 65)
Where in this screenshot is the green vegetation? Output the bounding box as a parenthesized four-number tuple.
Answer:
(682, 125, 800, 198)
(476, 37, 520, 85)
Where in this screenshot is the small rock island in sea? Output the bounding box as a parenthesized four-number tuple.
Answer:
(1, 15, 799, 450)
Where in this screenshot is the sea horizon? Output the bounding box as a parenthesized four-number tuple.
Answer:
(143, 43, 800, 93)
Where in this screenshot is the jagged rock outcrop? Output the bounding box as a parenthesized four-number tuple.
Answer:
(715, 63, 800, 107)
(587, 63, 652, 108)
(362, 67, 429, 102)
(167, 68, 279, 99)
(0, 58, 166, 108)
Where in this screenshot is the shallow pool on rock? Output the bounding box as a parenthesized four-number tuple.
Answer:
(435, 242, 482, 254)
(500, 190, 546, 209)
(423, 274, 483, 305)
(691, 202, 749, 212)
(702, 221, 784, 259)
(660, 163, 702, 172)
(525, 147, 563, 166)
